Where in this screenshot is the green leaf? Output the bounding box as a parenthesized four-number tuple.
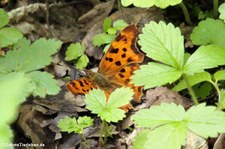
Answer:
(85, 89, 107, 114)
(0, 124, 13, 147)
(107, 27, 117, 35)
(77, 116, 93, 128)
(0, 27, 23, 48)
(132, 103, 225, 149)
(103, 17, 112, 32)
(190, 18, 225, 49)
(107, 87, 133, 108)
(183, 45, 225, 75)
(219, 3, 225, 22)
(76, 54, 89, 70)
(113, 19, 128, 30)
(92, 33, 116, 47)
(132, 62, 182, 89)
(65, 43, 84, 61)
(144, 123, 187, 149)
(26, 71, 60, 97)
(132, 103, 186, 128)
(85, 87, 133, 122)
(193, 82, 212, 99)
(214, 70, 225, 82)
(0, 72, 31, 125)
(133, 130, 149, 149)
(58, 117, 81, 133)
(218, 89, 225, 110)
(172, 72, 211, 91)
(138, 21, 184, 69)
(185, 103, 225, 138)
(58, 116, 93, 134)
(0, 8, 9, 28)
(0, 38, 62, 73)
(121, 0, 182, 8)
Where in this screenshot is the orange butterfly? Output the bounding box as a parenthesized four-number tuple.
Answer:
(66, 25, 144, 109)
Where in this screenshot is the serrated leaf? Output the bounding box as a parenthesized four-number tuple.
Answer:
(0, 72, 31, 125)
(121, 0, 182, 9)
(219, 3, 225, 22)
(76, 54, 89, 70)
(132, 62, 182, 89)
(85, 89, 107, 114)
(185, 103, 225, 138)
(0, 27, 23, 48)
(214, 70, 225, 82)
(138, 21, 184, 69)
(190, 18, 225, 49)
(132, 103, 186, 128)
(58, 117, 80, 133)
(0, 38, 62, 73)
(92, 33, 116, 47)
(107, 87, 133, 108)
(85, 88, 132, 122)
(103, 44, 111, 52)
(183, 45, 225, 75)
(143, 123, 187, 149)
(113, 19, 128, 30)
(103, 17, 112, 32)
(218, 89, 225, 110)
(26, 71, 60, 97)
(65, 43, 84, 61)
(77, 116, 93, 128)
(0, 9, 9, 28)
(98, 108, 125, 123)
(172, 72, 211, 91)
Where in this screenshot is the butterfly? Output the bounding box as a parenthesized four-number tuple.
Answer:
(66, 25, 144, 109)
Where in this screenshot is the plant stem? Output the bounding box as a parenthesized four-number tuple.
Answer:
(209, 80, 221, 100)
(99, 120, 107, 149)
(179, 2, 192, 25)
(81, 133, 89, 145)
(213, 0, 219, 18)
(183, 74, 199, 105)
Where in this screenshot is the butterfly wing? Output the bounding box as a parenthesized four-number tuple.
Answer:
(109, 63, 143, 102)
(98, 25, 144, 77)
(66, 78, 97, 95)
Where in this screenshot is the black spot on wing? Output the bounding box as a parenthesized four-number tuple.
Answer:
(78, 80, 84, 87)
(115, 61, 121, 66)
(109, 58, 113, 62)
(119, 73, 124, 78)
(84, 80, 89, 85)
(122, 48, 127, 52)
(121, 53, 126, 58)
(127, 57, 133, 62)
(120, 68, 125, 73)
(110, 48, 119, 54)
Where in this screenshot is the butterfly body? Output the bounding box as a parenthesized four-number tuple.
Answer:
(67, 25, 144, 107)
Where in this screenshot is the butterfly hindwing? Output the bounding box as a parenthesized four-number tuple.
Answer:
(66, 78, 96, 95)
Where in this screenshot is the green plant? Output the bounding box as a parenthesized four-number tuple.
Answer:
(92, 18, 128, 52)
(132, 21, 225, 105)
(0, 9, 23, 48)
(65, 42, 89, 70)
(130, 20, 225, 149)
(0, 9, 62, 144)
(132, 103, 225, 149)
(219, 3, 225, 22)
(58, 116, 93, 144)
(85, 87, 133, 146)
